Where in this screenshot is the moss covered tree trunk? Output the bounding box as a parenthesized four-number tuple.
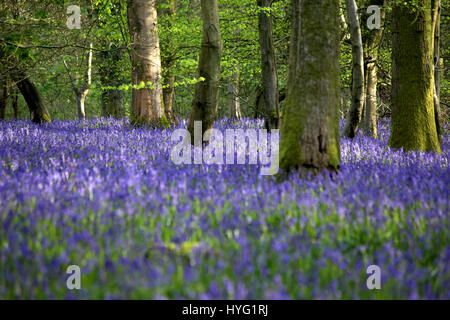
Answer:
(257, 0, 280, 129)
(187, 0, 222, 145)
(99, 44, 125, 119)
(343, 0, 365, 139)
(280, 0, 340, 175)
(362, 0, 387, 139)
(389, 0, 441, 153)
(128, 0, 164, 126)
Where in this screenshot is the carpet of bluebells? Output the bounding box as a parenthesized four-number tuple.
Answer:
(0, 118, 449, 299)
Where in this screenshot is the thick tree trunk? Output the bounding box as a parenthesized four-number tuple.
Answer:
(389, 0, 440, 153)
(343, 0, 365, 139)
(432, 0, 442, 145)
(128, 0, 164, 125)
(12, 73, 49, 124)
(99, 45, 125, 119)
(159, 0, 177, 124)
(280, 0, 340, 175)
(187, 0, 222, 145)
(362, 0, 387, 139)
(228, 69, 241, 119)
(257, 0, 280, 130)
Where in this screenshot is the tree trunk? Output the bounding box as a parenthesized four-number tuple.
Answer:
(389, 0, 440, 153)
(76, 92, 87, 120)
(78, 45, 92, 119)
(339, 6, 350, 43)
(187, 0, 222, 145)
(257, 0, 280, 130)
(63, 43, 93, 120)
(127, 0, 164, 126)
(0, 76, 6, 119)
(343, 0, 365, 139)
(280, 0, 340, 175)
(362, 0, 387, 139)
(163, 74, 176, 123)
(101, 87, 124, 119)
(432, 0, 442, 145)
(10, 68, 50, 124)
(159, 0, 177, 124)
(228, 68, 241, 119)
(11, 87, 18, 119)
(99, 45, 125, 119)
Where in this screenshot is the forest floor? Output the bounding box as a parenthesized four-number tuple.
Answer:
(0, 118, 448, 299)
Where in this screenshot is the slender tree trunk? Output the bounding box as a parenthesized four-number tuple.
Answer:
(0, 76, 6, 119)
(339, 6, 350, 43)
(99, 44, 125, 118)
(343, 0, 365, 139)
(228, 68, 241, 119)
(432, 0, 442, 145)
(364, 63, 378, 137)
(280, 0, 340, 175)
(128, 0, 164, 125)
(63, 43, 93, 120)
(76, 92, 87, 119)
(257, 0, 280, 130)
(159, 0, 177, 124)
(389, 0, 440, 153)
(362, 0, 387, 139)
(187, 0, 222, 145)
(11, 87, 18, 119)
(163, 74, 176, 123)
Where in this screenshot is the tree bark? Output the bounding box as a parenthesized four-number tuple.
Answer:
(280, 0, 340, 175)
(432, 0, 442, 145)
(99, 44, 125, 119)
(11, 87, 18, 119)
(0, 75, 6, 119)
(343, 0, 365, 139)
(257, 0, 280, 130)
(63, 43, 92, 120)
(362, 0, 387, 139)
(159, 0, 177, 124)
(389, 0, 440, 153)
(128, 0, 164, 126)
(187, 0, 222, 145)
(228, 68, 241, 119)
(10, 70, 50, 124)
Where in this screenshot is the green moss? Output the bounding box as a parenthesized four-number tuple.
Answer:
(42, 112, 51, 123)
(389, 0, 441, 154)
(279, 0, 340, 174)
(130, 113, 170, 129)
